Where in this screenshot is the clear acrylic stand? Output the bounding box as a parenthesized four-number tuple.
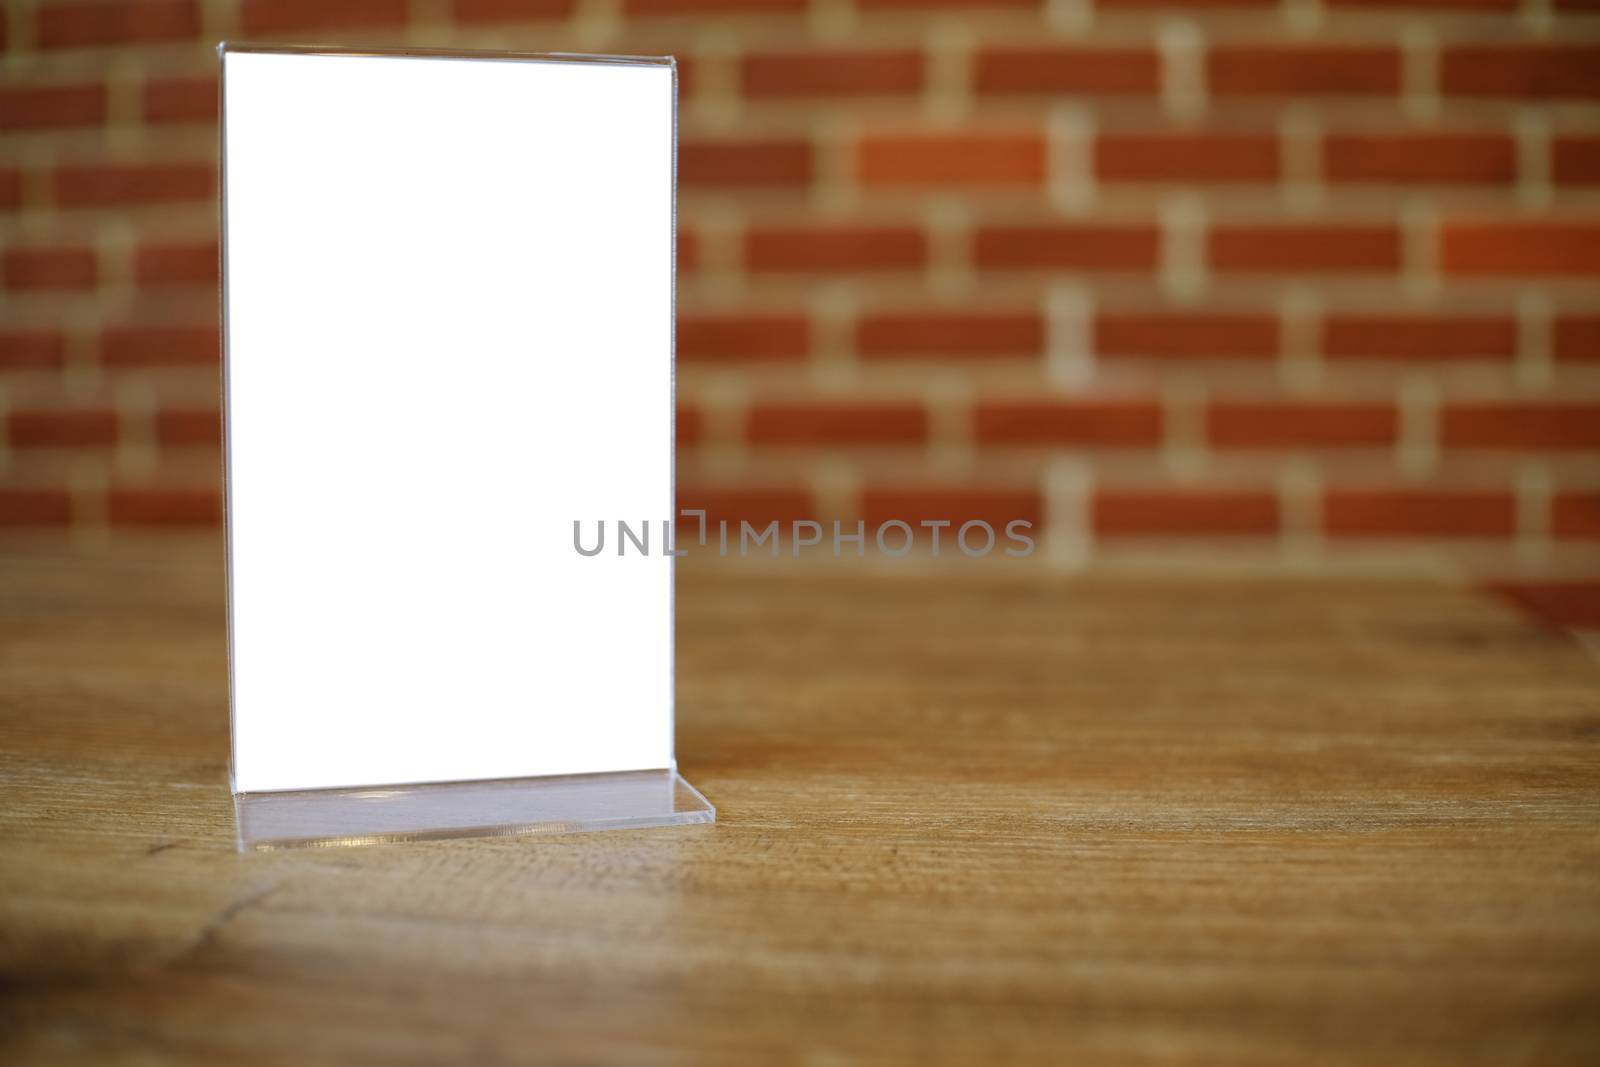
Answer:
(234, 768, 714, 851)
(221, 46, 708, 851)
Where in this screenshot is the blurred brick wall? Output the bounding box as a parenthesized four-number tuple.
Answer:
(1, 0, 1597, 574)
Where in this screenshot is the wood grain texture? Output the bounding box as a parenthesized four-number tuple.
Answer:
(1, 542, 1598, 1064)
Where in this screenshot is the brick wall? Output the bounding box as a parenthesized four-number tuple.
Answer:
(1, 0, 1597, 575)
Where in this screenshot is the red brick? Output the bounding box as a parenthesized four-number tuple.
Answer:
(0, 168, 20, 212)
(1324, 490, 1514, 538)
(1100, 0, 1272, 5)
(1327, 0, 1513, 6)
(100, 326, 218, 367)
(860, 489, 1042, 530)
(677, 230, 700, 273)
(1489, 581, 1600, 628)
(1555, 317, 1600, 362)
(240, 0, 407, 33)
(974, 47, 1161, 95)
(859, 0, 1034, 7)
(143, 77, 216, 124)
(628, 0, 805, 10)
(0, 85, 106, 130)
(1440, 222, 1600, 276)
(1441, 403, 1600, 449)
(858, 134, 1046, 187)
(676, 405, 702, 447)
(1096, 312, 1279, 359)
(1552, 491, 1600, 539)
(677, 314, 808, 362)
(1441, 45, 1600, 100)
(1210, 225, 1400, 273)
(1209, 402, 1398, 448)
(974, 225, 1160, 271)
(107, 487, 222, 527)
(3, 247, 97, 290)
(1323, 315, 1517, 361)
(53, 163, 213, 207)
(9, 408, 117, 448)
(450, 0, 577, 21)
(745, 226, 925, 273)
(974, 400, 1163, 446)
(1210, 47, 1401, 96)
(742, 51, 923, 97)
(155, 409, 220, 447)
(674, 488, 814, 528)
(1324, 134, 1516, 185)
(1097, 134, 1278, 183)
(858, 312, 1043, 359)
(0, 489, 73, 527)
(0, 331, 66, 368)
(1095, 490, 1279, 536)
(679, 140, 811, 187)
(747, 402, 928, 445)
(1554, 137, 1600, 186)
(37, 1, 199, 48)
(135, 243, 217, 286)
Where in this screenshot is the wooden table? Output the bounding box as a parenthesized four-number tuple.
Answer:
(2, 543, 1597, 1064)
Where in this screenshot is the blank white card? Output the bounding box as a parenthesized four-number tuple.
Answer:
(223, 49, 676, 792)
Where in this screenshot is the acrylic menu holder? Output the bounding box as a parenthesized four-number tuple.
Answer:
(220, 44, 711, 850)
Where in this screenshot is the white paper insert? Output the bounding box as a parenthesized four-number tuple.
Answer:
(223, 50, 675, 792)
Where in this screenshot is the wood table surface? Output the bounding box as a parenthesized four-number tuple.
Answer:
(1, 542, 1597, 1064)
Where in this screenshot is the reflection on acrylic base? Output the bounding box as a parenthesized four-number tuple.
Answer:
(234, 768, 714, 852)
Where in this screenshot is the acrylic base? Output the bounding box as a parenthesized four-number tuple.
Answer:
(233, 768, 714, 851)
